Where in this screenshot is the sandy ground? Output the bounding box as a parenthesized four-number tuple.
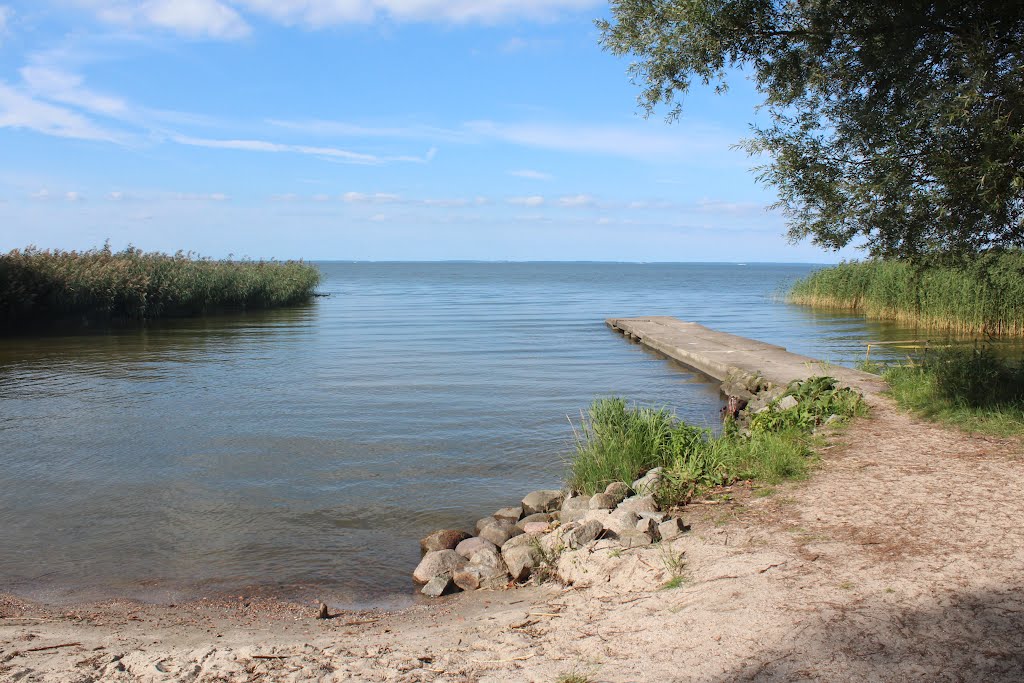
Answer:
(3, 393, 1024, 683)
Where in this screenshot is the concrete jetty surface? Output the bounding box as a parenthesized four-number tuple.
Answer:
(606, 317, 886, 395)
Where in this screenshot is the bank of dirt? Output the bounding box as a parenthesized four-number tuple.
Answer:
(3, 394, 1023, 682)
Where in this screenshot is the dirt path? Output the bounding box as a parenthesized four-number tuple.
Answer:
(3, 394, 1024, 682)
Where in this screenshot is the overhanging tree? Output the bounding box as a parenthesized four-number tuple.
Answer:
(598, 1, 1024, 261)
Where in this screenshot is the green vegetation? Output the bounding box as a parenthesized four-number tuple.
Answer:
(880, 345, 1024, 437)
(789, 256, 1024, 336)
(600, 2, 1024, 260)
(0, 245, 321, 326)
(568, 377, 865, 506)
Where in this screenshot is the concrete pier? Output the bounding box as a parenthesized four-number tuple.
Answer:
(606, 317, 886, 395)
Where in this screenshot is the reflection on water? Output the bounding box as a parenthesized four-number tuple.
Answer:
(0, 262, 985, 607)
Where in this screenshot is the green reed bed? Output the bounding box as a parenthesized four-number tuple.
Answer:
(567, 377, 866, 507)
(0, 245, 321, 326)
(788, 255, 1024, 336)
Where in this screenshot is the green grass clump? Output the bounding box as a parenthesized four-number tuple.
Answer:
(568, 378, 865, 506)
(0, 244, 321, 327)
(882, 345, 1024, 437)
(788, 254, 1024, 336)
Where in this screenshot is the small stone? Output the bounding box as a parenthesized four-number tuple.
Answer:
(421, 575, 457, 597)
(616, 531, 653, 548)
(637, 511, 670, 523)
(468, 546, 505, 569)
(453, 565, 510, 591)
(412, 550, 467, 585)
(561, 519, 604, 548)
(503, 545, 543, 582)
(561, 496, 590, 512)
(632, 468, 664, 496)
(475, 516, 499, 534)
(317, 602, 330, 619)
(604, 509, 640, 537)
(455, 536, 498, 559)
(420, 529, 472, 553)
(493, 506, 523, 523)
(604, 481, 630, 501)
(589, 493, 617, 510)
(558, 508, 588, 525)
(515, 513, 553, 531)
(658, 517, 688, 541)
(824, 414, 841, 425)
(776, 395, 799, 411)
(522, 521, 551, 534)
(636, 517, 661, 541)
(478, 520, 522, 547)
(522, 490, 565, 515)
(502, 532, 542, 551)
(619, 495, 659, 513)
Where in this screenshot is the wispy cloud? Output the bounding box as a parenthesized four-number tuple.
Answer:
(232, 0, 602, 28)
(557, 194, 594, 207)
(19, 66, 128, 117)
(170, 134, 435, 164)
(0, 81, 124, 142)
(75, 0, 250, 39)
(508, 195, 545, 207)
(268, 118, 467, 142)
(509, 169, 552, 181)
(467, 120, 730, 161)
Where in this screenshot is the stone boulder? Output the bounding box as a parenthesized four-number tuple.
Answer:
(589, 493, 618, 510)
(455, 536, 497, 560)
(636, 516, 661, 541)
(493, 506, 523, 523)
(604, 481, 630, 501)
(503, 544, 543, 582)
(522, 521, 551, 535)
(658, 517, 688, 541)
(419, 529, 471, 553)
(604, 509, 640, 537)
(561, 496, 590, 512)
(776, 395, 799, 411)
(514, 512, 553, 531)
(453, 565, 511, 591)
(478, 520, 522, 547)
(421, 575, 457, 597)
(560, 519, 604, 549)
(632, 468, 664, 496)
(413, 550, 467, 585)
(616, 531, 653, 548)
(619, 495, 659, 513)
(522, 490, 564, 515)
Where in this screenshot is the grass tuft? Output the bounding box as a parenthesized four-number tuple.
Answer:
(0, 244, 321, 327)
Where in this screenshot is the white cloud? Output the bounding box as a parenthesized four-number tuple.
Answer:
(557, 194, 594, 207)
(29, 189, 50, 200)
(508, 195, 544, 207)
(79, 0, 250, 39)
(342, 191, 403, 203)
(172, 192, 230, 201)
(65, 191, 84, 201)
(233, 0, 601, 27)
(467, 120, 729, 161)
(0, 81, 123, 142)
(509, 169, 552, 181)
(170, 134, 383, 163)
(19, 66, 128, 117)
(109, 191, 125, 200)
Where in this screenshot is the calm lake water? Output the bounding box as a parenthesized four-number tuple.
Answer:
(0, 262, 926, 608)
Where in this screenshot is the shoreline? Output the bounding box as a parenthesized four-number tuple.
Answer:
(7, 394, 1024, 680)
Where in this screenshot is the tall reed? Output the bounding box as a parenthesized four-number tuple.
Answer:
(0, 245, 321, 326)
(788, 255, 1024, 336)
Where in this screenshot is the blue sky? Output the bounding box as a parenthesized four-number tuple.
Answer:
(0, 1, 858, 262)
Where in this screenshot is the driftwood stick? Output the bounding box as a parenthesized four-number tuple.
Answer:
(25, 642, 81, 653)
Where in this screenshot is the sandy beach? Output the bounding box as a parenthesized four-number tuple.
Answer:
(4, 393, 1023, 682)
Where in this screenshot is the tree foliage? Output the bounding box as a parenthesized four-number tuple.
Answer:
(598, 1, 1024, 261)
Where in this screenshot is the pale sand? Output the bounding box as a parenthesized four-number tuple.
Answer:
(3, 394, 1023, 682)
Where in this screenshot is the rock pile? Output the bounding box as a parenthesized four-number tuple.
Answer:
(412, 474, 689, 597)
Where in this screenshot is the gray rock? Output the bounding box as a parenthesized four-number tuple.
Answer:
(421, 575, 457, 597)
(604, 481, 630, 501)
(413, 550, 467, 585)
(604, 509, 640, 537)
(616, 531, 653, 548)
(558, 508, 588, 525)
(478, 520, 523, 547)
(632, 468, 664, 496)
(522, 489, 564, 515)
(636, 516, 661, 541)
(619, 495, 659, 513)
(493, 506, 523, 523)
(583, 509, 612, 525)
(824, 413, 841, 426)
(561, 496, 590, 512)
(776, 395, 799, 411)
(515, 512, 553, 531)
(637, 511, 670, 523)
(561, 519, 604, 549)
(468, 546, 505, 569)
(502, 532, 543, 551)
(475, 516, 499, 534)
(455, 536, 498, 560)
(453, 565, 511, 591)
(503, 544, 543, 582)
(589, 493, 617, 510)
(658, 517, 688, 541)
(419, 529, 471, 553)
(522, 521, 551, 535)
